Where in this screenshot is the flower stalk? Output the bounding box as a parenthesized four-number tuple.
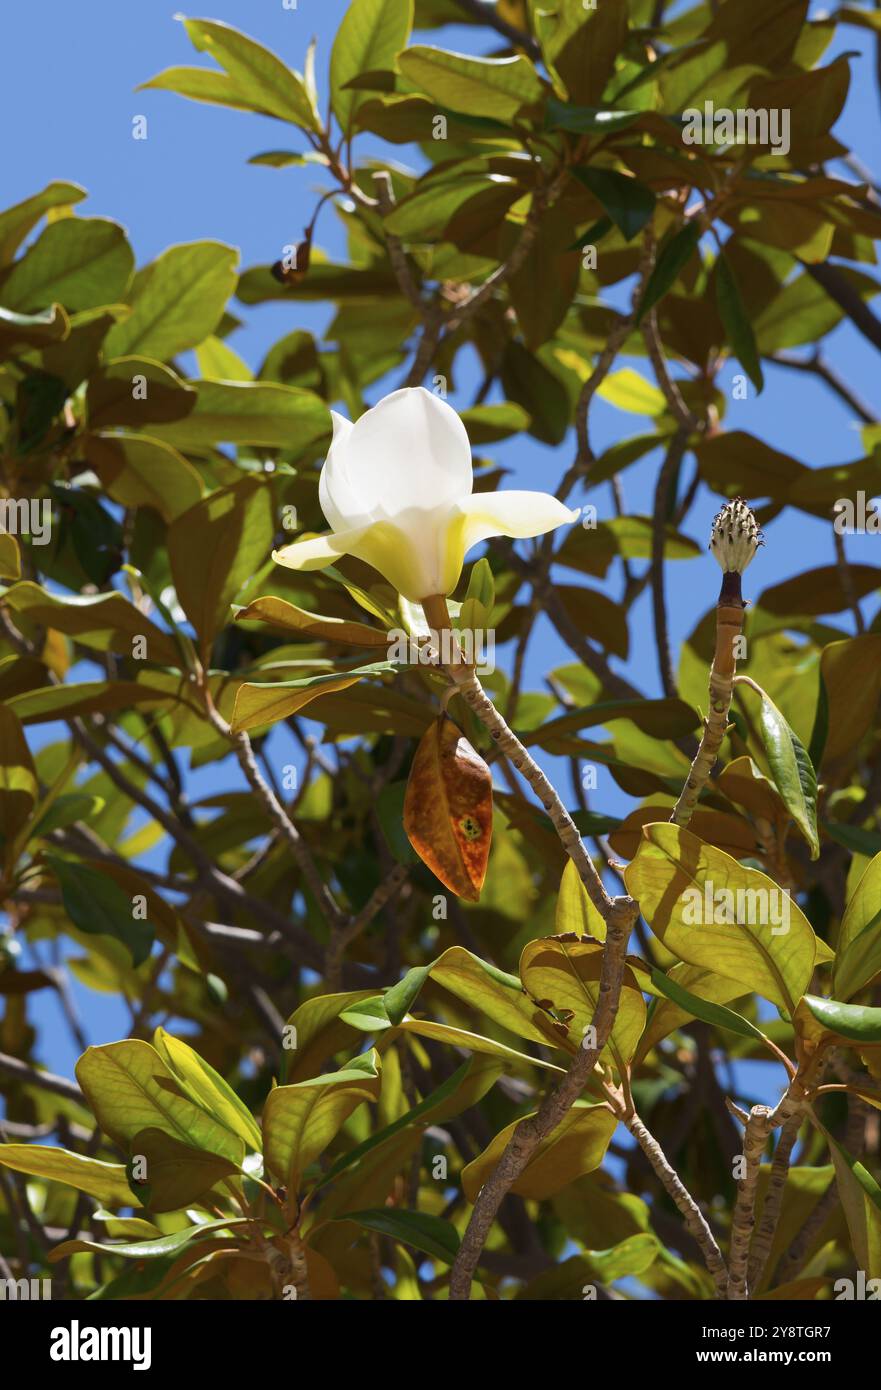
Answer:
(670, 498, 762, 827)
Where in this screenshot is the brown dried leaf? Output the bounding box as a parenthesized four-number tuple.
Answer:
(403, 716, 492, 902)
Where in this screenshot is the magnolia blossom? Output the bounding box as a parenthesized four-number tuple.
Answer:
(273, 387, 579, 602)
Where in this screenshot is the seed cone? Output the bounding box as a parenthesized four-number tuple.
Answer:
(709, 497, 763, 576)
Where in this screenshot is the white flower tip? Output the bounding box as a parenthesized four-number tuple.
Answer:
(709, 497, 764, 574)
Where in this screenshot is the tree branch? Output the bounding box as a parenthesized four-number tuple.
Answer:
(449, 0, 542, 62)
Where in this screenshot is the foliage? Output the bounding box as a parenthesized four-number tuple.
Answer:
(1, 0, 881, 1303)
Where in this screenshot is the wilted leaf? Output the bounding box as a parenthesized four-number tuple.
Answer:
(403, 716, 493, 901)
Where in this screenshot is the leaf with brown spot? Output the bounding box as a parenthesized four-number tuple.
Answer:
(403, 716, 492, 902)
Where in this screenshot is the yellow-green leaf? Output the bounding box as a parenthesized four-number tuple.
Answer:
(0, 1143, 139, 1208)
(152, 1027, 262, 1151)
(236, 594, 387, 647)
(519, 936, 646, 1073)
(623, 823, 817, 1016)
(462, 1101, 616, 1201)
(262, 1050, 382, 1190)
(75, 1040, 245, 1165)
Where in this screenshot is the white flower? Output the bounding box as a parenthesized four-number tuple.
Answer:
(272, 387, 579, 602)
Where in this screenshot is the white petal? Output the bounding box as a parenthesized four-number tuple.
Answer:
(319, 411, 363, 532)
(345, 387, 473, 517)
(273, 524, 370, 573)
(349, 512, 464, 603)
(456, 491, 580, 552)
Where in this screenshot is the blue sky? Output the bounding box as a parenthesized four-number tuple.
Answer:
(2, 0, 880, 1092)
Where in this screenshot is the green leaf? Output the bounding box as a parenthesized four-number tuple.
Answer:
(802, 994, 881, 1045)
(545, 95, 640, 133)
(48, 1215, 248, 1264)
(741, 682, 820, 859)
(384, 946, 560, 1047)
(344, 1208, 460, 1265)
(715, 249, 764, 393)
(0, 218, 134, 314)
(834, 852, 881, 1001)
(7, 680, 176, 726)
(85, 433, 204, 523)
(636, 222, 702, 325)
(0, 705, 38, 843)
(0, 303, 70, 350)
(636, 963, 753, 1061)
(45, 855, 154, 968)
(152, 1028, 262, 1151)
(0, 1144, 140, 1208)
(398, 45, 544, 121)
(30, 793, 105, 838)
(459, 556, 495, 632)
(519, 936, 646, 1072)
(459, 402, 530, 444)
(177, 17, 320, 130)
(571, 166, 655, 242)
(147, 379, 329, 449)
(1, 580, 182, 666)
(397, 1016, 565, 1076)
(311, 1061, 474, 1196)
(808, 668, 829, 770)
(0, 181, 86, 265)
(75, 1040, 245, 1165)
(86, 356, 197, 429)
(194, 334, 252, 382)
(623, 823, 818, 1016)
(104, 241, 238, 361)
(331, 0, 414, 133)
(644, 964, 767, 1043)
(124, 1129, 241, 1212)
(555, 859, 608, 939)
(168, 477, 275, 653)
(138, 65, 279, 115)
(230, 663, 396, 735)
(236, 595, 386, 647)
(826, 1134, 881, 1277)
(262, 1050, 382, 1190)
(463, 1101, 617, 1201)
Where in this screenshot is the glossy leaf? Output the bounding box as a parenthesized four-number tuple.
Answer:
(741, 683, 819, 859)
